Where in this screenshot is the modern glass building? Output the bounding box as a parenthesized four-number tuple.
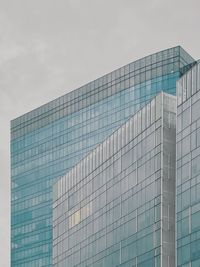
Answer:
(53, 92, 176, 267)
(176, 61, 200, 267)
(11, 46, 194, 266)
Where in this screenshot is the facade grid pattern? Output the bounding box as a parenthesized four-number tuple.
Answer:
(53, 93, 176, 267)
(11, 47, 194, 266)
(176, 61, 200, 267)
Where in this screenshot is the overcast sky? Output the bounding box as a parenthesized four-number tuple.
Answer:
(0, 0, 199, 266)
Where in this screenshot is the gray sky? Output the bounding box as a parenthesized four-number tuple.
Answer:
(0, 0, 199, 265)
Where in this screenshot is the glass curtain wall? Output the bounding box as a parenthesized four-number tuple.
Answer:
(53, 93, 176, 267)
(176, 61, 200, 267)
(11, 47, 194, 266)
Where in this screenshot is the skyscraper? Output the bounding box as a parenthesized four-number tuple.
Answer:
(53, 92, 176, 267)
(11, 46, 195, 266)
(176, 60, 200, 267)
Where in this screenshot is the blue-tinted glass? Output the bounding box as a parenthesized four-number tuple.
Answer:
(52, 93, 176, 267)
(176, 61, 200, 267)
(11, 47, 195, 266)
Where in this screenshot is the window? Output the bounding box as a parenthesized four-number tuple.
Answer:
(69, 210, 80, 228)
(182, 189, 190, 209)
(122, 150, 132, 170)
(192, 100, 200, 123)
(113, 158, 121, 176)
(182, 163, 190, 183)
(182, 108, 190, 129)
(192, 211, 200, 232)
(182, 135, 190, 156)
(192, 156, 200, 178)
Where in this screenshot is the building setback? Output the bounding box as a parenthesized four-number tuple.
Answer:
(11, 47, 195, 266)
(53, 92, 176, 267)
(176, 61, 200, 266)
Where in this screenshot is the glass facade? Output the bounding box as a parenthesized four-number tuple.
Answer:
(176, 61, 200, 267)
(11, 46, 194, 266)
(53, 92, 176, 267)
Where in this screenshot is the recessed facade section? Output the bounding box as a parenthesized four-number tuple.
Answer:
(53, 92, 176, 267)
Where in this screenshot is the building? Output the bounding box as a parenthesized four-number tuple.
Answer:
(11, 46, 195, 266)
(53, 92, 176, 267)
(176, 60, 200, 267)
